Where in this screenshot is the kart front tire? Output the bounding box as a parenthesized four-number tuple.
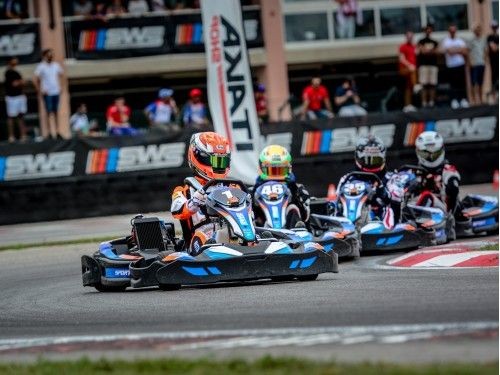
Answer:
(297, 274, 318, 281)
(94, 283, 127, 292)
(159, 283, 181, 291)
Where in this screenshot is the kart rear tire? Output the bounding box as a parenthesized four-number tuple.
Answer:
(159, 283, 181, 291)
(94, 283, 127, 292)
(297, 274, 318, 281)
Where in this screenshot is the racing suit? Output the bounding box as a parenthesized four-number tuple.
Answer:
(171, 177, 217, 255)
(403, 161, 464, 220)
(252, 173, 311, 227)
(333, 169, 396, 227)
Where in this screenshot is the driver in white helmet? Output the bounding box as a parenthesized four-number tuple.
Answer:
(408, 130, 468, 224)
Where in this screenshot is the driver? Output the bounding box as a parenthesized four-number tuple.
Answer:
(171, 132, 231, 255)
(333, 135, 395, 226)
(406, 130, 469, 225)
(252, 145, 310, 228)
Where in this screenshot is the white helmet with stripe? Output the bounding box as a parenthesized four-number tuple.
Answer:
(415, 131, 445, 168)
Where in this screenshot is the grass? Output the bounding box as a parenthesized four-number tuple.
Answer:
(0, 357, 497, 375)
(478, 243, 499, 251)
(0, 236, 116, 252)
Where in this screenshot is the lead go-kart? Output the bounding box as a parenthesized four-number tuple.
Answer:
(388, 165, 499, 243)
(81, 178, 338, 292)
(312, 172, 436, 252)
(253, 180, 360, 258)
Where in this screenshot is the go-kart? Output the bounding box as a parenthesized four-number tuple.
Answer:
(394, 165, 499, 239)
(253, 180, 360, 258)
(81, 178, 338, 292)
(327, 172, 433, 252)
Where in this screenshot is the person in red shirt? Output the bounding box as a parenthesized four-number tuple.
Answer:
(398, 31, 417, 108)
(106, 97, 137, 136)
(300, 77, 334, 120)
(254, 83, 268, 123)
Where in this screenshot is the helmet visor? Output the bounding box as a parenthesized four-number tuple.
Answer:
(210, 154, 230, 171)
(262, 166, 290, 179)
(417, 149, 443, 162)
(359, 156, 385, 169)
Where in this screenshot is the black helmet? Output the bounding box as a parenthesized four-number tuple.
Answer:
(355, 135, 386, 173)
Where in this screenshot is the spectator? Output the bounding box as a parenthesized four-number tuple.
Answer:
(106, 97, 137, 136)
(254, 83, 268, 124)
(151, 0, 167, 12)
(106, 0, 127, 16)
(181, 88, 209, 130)
(468, 25, 486, 105)
(73, 0, 93, 16)
(144, 88, 179, 132)
(127, 0, 150, 15)
(417, 25, 439, 108)
(442, 24, 468, 108)
(334, 0, 362, 39)
(487, 21, 499, 102)
(3, 0, 27, 19)
(334, 78, 367, 117)
(301, 77, 334, 120)
(34, 49, 64, 140)
(4, 57, 27, 142)
(70, 103, 98, 136)
(398, 31, 417, 109)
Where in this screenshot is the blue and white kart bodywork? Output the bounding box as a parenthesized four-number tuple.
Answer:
(254, 181, 360, 258)
(460, 194, 498, 235)
(331, 172, 426, 252)
(82, 178, 337, 292)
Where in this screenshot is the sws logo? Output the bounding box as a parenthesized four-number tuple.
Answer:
(0, 152, 75, 181)
(301, 124, 396, 155)
(86, 143, 185, 174)
(0, 33, 36, 56)
(404, 116, 497, 145)
(176, 23, 203, 45)
(79, 26, 165, 51)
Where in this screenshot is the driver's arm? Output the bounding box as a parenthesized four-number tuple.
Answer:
(171, 186, 206, 220)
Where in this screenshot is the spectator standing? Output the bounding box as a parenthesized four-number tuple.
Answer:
(301, 77, 334, 120)
(73, 0, 93, 16)
(334, 78, 367, 117)
(106, 97, 137, 135)
(254, 83, 268, 124)
(144, 88, 180, 132)
(151, 0, 167, 12)
(127, 0, 150, 15)
(442, 25, 468, 108)
(487, 21, 499, 102)
(468, 25, 487, 105)
(4, 57, 27, 142)
(34, 49, 64, 140)
(182, 88, 209, 130)
(398, 31, 417, 109)
(106, 0, 127, 16)
(417, 25, 439, 108)
(334, 0, 362, 39)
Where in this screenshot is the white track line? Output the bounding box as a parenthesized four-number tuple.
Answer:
(411, 251, 498, 267)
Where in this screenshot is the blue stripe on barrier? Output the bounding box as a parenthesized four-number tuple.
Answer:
(0, 157, 6, 181)
(320, 131, 332, 154)
(106, 148, 119, 173)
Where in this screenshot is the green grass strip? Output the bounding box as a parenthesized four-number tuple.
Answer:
(0, 236, 116, 252)
(479, 243, 499, 251)
(0, 357, 497, 375)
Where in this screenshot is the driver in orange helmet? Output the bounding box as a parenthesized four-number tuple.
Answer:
(171, 132, 231, 255)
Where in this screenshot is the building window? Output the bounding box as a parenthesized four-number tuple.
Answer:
(333, 9, 375, 38)
(426, 4, 468, 31)
(493, 1, 498, 22)
(285, 13, 329, 42)
(380, 7, 421, 35)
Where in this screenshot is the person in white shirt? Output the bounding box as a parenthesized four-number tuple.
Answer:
(127, 0, 150, 15)
(442, 25, 469, 108)
(34, 49, 64, 139)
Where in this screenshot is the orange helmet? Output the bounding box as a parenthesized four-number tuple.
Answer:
(188, 132, 231, 181)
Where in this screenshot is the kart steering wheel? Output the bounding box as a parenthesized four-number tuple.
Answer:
(397, 165, 428, 174)
(184, 177, 249, 194)
(343, 171, 383, 186)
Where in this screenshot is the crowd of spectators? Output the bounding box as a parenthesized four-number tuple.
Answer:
(398, 22, 499, 110)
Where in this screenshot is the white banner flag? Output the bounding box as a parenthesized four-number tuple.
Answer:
(201, 0, 261, 184)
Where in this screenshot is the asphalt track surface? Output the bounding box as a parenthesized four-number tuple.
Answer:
(0, 184, 497, 362)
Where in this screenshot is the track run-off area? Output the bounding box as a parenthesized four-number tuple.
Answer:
(0, 184, 497, 363)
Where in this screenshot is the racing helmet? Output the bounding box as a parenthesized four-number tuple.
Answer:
(415, 131, 445, 168)
(188, 132, 231, 181)
(189, 88, 202, 98)
(355, 135, 386, 173)
(259, 145, 292, 180)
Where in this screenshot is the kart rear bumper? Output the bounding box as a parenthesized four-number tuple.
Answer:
(81, 255, 131, 288)
(361, 230, 423, 252)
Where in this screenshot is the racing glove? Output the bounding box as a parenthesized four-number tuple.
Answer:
(187, 189, 207, 212)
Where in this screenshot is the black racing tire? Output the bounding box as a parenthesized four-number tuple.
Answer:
(271, 276, 295, 282)
(297, 274, 318, 281)
(94, 283, 127, 292)
(159, 283, 181, 291)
